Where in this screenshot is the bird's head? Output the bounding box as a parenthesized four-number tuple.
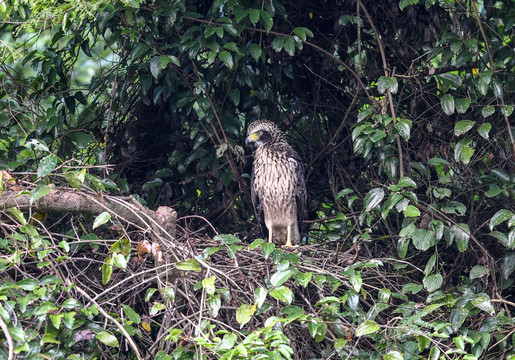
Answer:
(245, 120, 284, 150)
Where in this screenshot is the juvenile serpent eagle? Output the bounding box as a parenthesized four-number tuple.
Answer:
(245, 120, 307, 248)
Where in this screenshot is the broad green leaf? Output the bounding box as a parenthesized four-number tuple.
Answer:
(490, 231, 514, 249)
(8, 208, 27, 225)
(102, 255, 113, 285)
(377, 76, 388, 93)
(64, 169, 86, 189)
(37, 154, 58, 178)
(469, 265, 489, 279)
(384, 351, 404, 360)
(489, 209, 514, 230)
(477, 123, 491, 139)
(176, 259, 201, 271)
(269, 286, 293, 303)
(424, 254, 437, 275)
(271, 37, 286, 52)
(454, 120, 475, 136)
(93, 211, 111, 229)
(260, 10, 273, 32)
(219, 51, 233, 69)
(501, 105, 513, 117)
(452, 223, 470, 252)
(122, 305, 141, 324)
(492, 79, 503, 97)
(501, 253, 515, 279)
(113, 253, 127, 269)
(30, 183, 52, 203)
(450, 308, 468, 333)
(248, 8, 260, 25)
(403, 205, 420, 217)
(295, 272, 312, 288)
(219, 332, 237, 349)
(202, 276, 216, 296)
(96, 331, 119, 347)
(260, 242, 275, 259)
(270, 269, 294, 287)
(293, 27, 313, 41)
(364, 188, 385, 211)
(471, 295, 494, 315)
(412, 229, 435, 251)
(399, 0, 420, 10)
(439, 73, 462, 87)
(396, 118, 412, 141)
(236, 304, 255, 328)
(350, 274, 362, 292)
(355, 319, 380, 336)
(254, 287, 267, 308)
(207, 295, 221, 317)
(454, 138, 474, 164)
(283, 37, 295, 56)
(248, 43, 262, 61)
(213, 234, 241, 244)
(423, 273, 443, 292)
(441, 94, 455, 115)
(455, 98, 471, 113)
(481, 105, 495, 118)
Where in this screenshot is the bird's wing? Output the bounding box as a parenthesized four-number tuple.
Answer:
(251, 166, 267, 239)
(291, 151, 307, 235)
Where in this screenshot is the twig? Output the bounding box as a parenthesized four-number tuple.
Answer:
(0, 316, 14, 360)
(72, 281, 143, 360)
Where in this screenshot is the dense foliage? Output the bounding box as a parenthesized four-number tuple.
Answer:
(1, 0, 514, 359)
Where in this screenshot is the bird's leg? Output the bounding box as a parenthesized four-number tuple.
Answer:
(268, 226, 273, 243)
(283, 224, 298, 248)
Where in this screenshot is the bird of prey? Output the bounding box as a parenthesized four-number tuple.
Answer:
(245, 120, 307, 248)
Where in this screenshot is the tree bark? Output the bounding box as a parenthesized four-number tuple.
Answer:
(0, 188, 176, 237)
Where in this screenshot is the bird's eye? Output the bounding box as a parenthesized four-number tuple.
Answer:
(257, 130, 263, 135)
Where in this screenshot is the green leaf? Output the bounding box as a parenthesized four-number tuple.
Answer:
(269, 286, 293, 303)
(423, 273, 443, 292)
(490, 231, 514, 249)
(260, 11, 274, 32)
(207, 295, 221, 317)
(454, 120, 475, 136)
(271, 37, 286, 52)
(501, 105, 513, 117)
(150, 56, 169, 79)
(490, 209, 514, 230)
(219, 51, 234, 69)
(295, 272, 312, 288)
(254, 287, 267, 308)
(398, 176, 417, 188)
(501, 253, 515, 279)
(93, 211, 111, 229)
(102, 255, 113, 285)
(455, 98, 471, 113)
(363, 188, 385, 211)
(202, 276, 216, 296)
(424, 254, 437, 275)
(454, 138, 475, 164)
(260, 242, 275, 259)
(403, 205, 420, 217)
(249, 43, 262, 61)
(283, 36, 296, 56)
(492, 79, 503, 98)
(355, 319, 380, 336)
(219, 332, 237, 349)
(384, 351, 404, 360)
(377, 76, 388, 93)
(96, 331, 119, 347)
(293, 27, 313, 41)
(412, 229, 435, 251)
(37, 154, 58, 178)
(399, 0, 420, 10)
(469, 265, 489, 279)
(213, 234, 241, 244)
(452, 223, 470, 252)
(270, 269, 294, 287)
(248, 8, 260, 25)
(481, 105, 495, 118)
(450, 308, 469, 333)
(236, 304, 255, 328)
(471, 295, 494, 315)
(30, 183, 52, 203)
(439, 73, 462, 87)
(64, 169, 86, 189)
(396, 118, 412, 141)
(122, 305, 141, 324)
(477, 123, 491, 139)
(176, 259, 201, 271)
(441, 94, 455, 115)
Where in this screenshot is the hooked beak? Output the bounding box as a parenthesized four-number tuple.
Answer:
(245, 133, 259, 147)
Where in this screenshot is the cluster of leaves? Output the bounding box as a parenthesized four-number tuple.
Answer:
(1, 0, 515, 359)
